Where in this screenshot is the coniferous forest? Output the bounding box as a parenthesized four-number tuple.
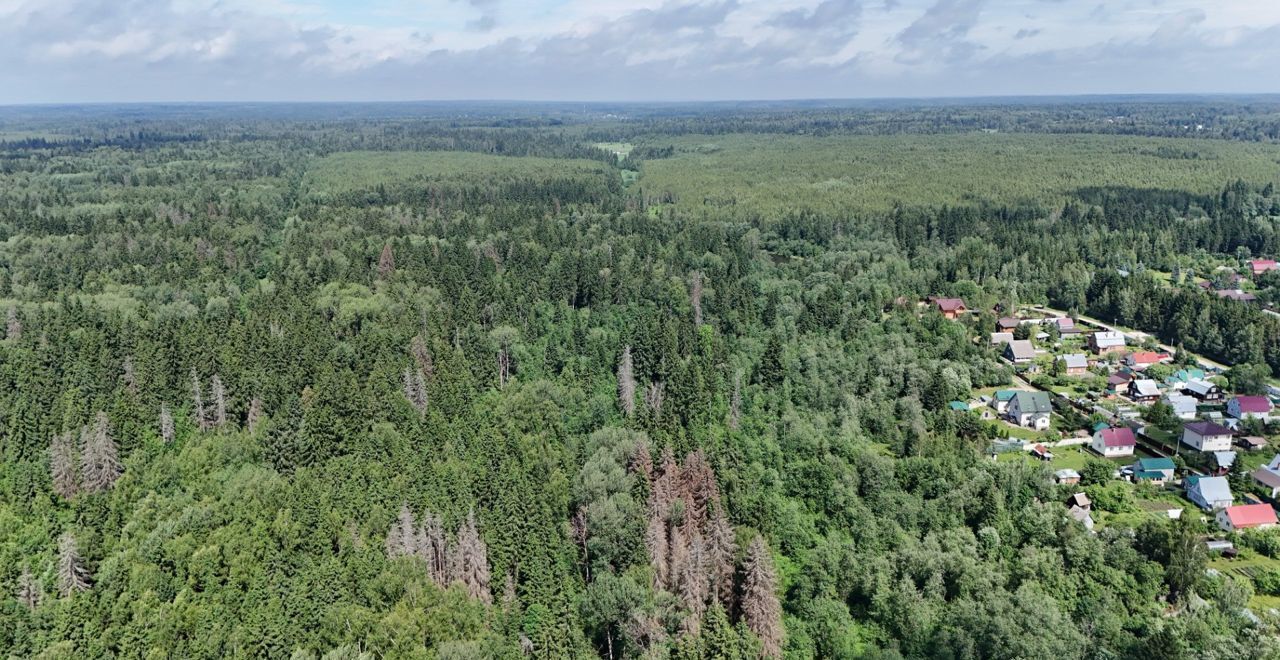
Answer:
(4, 99, 1280, 658)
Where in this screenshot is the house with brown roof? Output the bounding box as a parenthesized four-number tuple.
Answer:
(997, 317, 1021, 332)
(934, 298, 968, 320)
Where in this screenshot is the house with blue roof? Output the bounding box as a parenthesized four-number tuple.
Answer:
(1187, 476, 1234, 511)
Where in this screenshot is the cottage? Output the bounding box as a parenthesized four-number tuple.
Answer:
(947, 401, 970, 412)
(996, 317, 1021, 331)
(1054, 469, 1081, 485)
(1182, 420, 1234, 452)
(1252, 463, 1280, 498)
(1030, 444, 1053, 461)
(990, 390, 1018, 414)
(934, 298, 967, 320)
(1228, 396, 1272, 421)
(1249, 259, 1279, 276)
(1089, 331, 1127, 355)
(1125, 352, 1170, 371)
(1165, 394, 1199, 420)
(1107, 372, 1134, 394)
(1127, 379, 1161, 404)
(1166, 368, 1206, 390)
(1212, 451, 1237, 474)
(1238, 436, 1269, 451)
(1187, 475, 1233, 511)
(1184, 379, 1224, 402)
(1007, 391, 1052, 430)
(1003, 340, 1036, 364)
(990, 332, 1014, 345)
(1217, 504, 1279, 532)
(1050, 317, 1080, 335)
(1216, 289, 1258, 302)
(1059, 353, 1089, 376)
(1091, 426, 1136, 458)
(1132, 457, 1176, 485)
(1069, 505, 1095, 531)
(1066, 492, 1092, 509)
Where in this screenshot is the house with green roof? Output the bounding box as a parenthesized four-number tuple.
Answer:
(1132, 457, 1176, 485)
(1007, 391, 1052, 430)
(990, 389, 1018, 414)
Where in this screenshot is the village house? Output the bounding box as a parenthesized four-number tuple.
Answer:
(1166, 368, 1206, 390)
(1091, 426, 1136, 458)
(1252, 456, 1280, 497)
(1187, 475, 1234, 511)
(1058, 353, 1089, 376)
(1048, 317, 1080, 335)
(1184, 379, 1224, 402)
(1215, 289, 1258, 303)
(1132, 456, 1176, 485)
(1127, 379, 1161, 404)
(1228, 395, 1273, 421)
(1054, 469, 1081, 486)
(1238, 436, 1269, 451)
(996, 317, 1021, 332)
(990, 390, 1018, 414)
(1249, 259, 1279, 277)
(1007, 391, 1052, 430)
(1125, 351, 1170, 371)
(1003, 340, 1036, 364)
(1182, 420, 1234, 452)
(1107, 372, 1133, 395)
(934, 298, 967, 320)
(1212, 451, 1237, 475)
(990, 332, 1014, 345)
(1089, 331, 1127, 355)
(1165, 393, 1198, 420)
(1217, 504, 1279, 533)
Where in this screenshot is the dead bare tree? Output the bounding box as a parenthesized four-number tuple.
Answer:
(17, 564, 41, 609)
(690, 271, 704, 327)
(57, 532, 91, 597)
(80, 412, 121, 494)
(49, 431, 79, 499)
(742, 535, 784, 658)
(727, 370, 742, 431)
(617, 345, 636, 417)
(378, 242, 396, 278)
(159, 405, 175, 444)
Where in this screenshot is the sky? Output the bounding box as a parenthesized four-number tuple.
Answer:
(2, 0, 1280, 103)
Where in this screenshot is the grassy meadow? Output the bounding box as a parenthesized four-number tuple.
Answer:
(636, 132, 1280, 215)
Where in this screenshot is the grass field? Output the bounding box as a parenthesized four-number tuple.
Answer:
(304, 150, 614, 195)
(637, 132, 1280, 215)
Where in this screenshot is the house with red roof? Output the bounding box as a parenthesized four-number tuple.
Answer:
(1091, 426, 1136, 458)
(1125, 352, 1171, 370)
(1250, 259, 1279, 277)
(1228, 396, 1273, 421)
(933, 298, 968, 320)
(1217, 503, 1279, 532)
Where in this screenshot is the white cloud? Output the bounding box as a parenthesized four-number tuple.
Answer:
(0, 0, 1278, 102)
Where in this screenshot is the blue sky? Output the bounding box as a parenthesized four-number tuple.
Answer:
(2, 0, 1279, 103)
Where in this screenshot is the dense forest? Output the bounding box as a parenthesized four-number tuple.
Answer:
(3, 100, 1280, 659)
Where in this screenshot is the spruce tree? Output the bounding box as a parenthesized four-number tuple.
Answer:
(57, 532, 91, 597)
(80, 412, 121, 494)
(49, 431, 79, 499)
(742, 535, 783, 658)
